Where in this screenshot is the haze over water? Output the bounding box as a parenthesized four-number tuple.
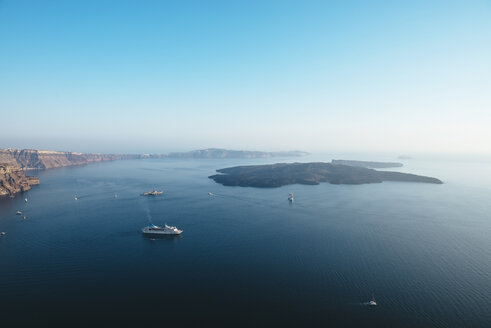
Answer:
(1, 155, 491, 327)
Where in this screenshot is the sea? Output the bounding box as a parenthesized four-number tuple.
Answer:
(1, 154, 490, 327)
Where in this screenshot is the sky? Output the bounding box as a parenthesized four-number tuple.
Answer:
(0, 0, 490, 154)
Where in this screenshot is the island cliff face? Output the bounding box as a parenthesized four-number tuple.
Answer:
(0, 149, 141, 170)
(209, 162, 442, 188)
(0, 164, 40, 197)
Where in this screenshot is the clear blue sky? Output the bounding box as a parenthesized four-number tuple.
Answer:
(1, 0, 490, 154)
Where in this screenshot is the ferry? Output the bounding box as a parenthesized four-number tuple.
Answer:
(142, 224, 182, 235)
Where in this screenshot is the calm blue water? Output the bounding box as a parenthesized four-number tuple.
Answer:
(1, 156, 491, 327)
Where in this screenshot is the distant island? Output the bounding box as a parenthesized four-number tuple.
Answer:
(331, 159, 403, 169)
(159, 149, 308, 159)
(209, 162, 442, 187)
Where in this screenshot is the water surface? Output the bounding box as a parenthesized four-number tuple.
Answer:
(1, 156, 490, 327)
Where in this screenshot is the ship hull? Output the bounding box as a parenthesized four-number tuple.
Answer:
(142, 231, 182, 235)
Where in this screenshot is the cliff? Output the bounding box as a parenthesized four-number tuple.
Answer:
(209, 162, 442, 188)
(0, 149, 141, 170)
(0, 164, 40, 197)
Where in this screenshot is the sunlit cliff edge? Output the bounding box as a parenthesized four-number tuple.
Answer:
(0, 164, 39, 197)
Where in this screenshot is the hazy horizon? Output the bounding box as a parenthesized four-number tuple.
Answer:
(1, 1, 490, 155)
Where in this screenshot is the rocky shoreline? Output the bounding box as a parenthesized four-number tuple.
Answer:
(0, 164, 40, 197)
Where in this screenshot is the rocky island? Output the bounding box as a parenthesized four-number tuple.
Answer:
(209, 162, 442, 188)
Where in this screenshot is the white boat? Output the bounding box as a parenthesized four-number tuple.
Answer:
(288, 193, 294, 202)
(16, 211, 22, 215)
(368, 294, 377, 306)
(25, 198, 28, 203)
(142, 224, 182, 235)
(74, 196, 78, 200)
(0, 232, 5, 236)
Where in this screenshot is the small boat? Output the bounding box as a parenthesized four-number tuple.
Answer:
(141, 189, 163, 196)
(0, 232, 5, 236)
(142, 224, 182, 235)
(23, 216, 26, 220)
(368, 294, 377, 306)
(74, 196, 78, 201)
(288, 193, 294, 202)
(16, 211, 22, 215)
(25, 198, 28, 203)
(208, 192, 214, 196)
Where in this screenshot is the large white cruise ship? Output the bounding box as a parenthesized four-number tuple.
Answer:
(142, 224, 183, 235)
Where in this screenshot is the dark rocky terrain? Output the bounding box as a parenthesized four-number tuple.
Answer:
(209, 162, 442, 187)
